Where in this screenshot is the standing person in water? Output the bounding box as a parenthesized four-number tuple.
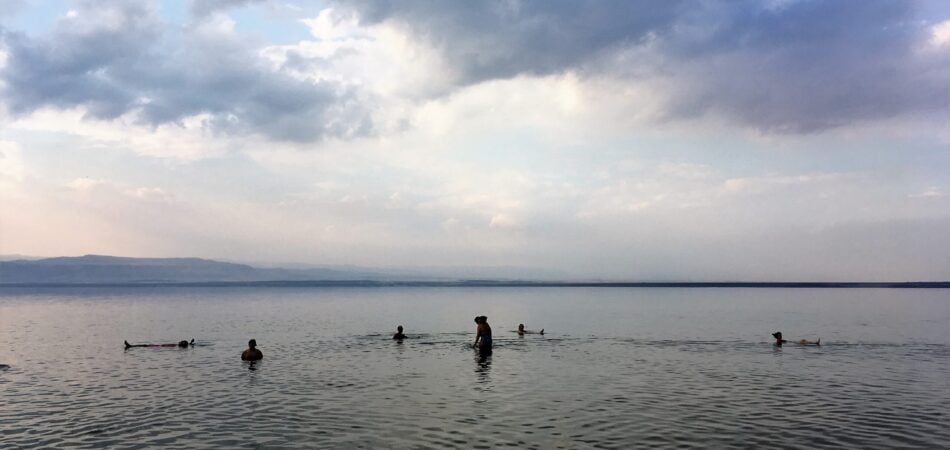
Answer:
(474, 316, 492, 351)
(241, 339, 263, 361)
(393, 325, 407, 340)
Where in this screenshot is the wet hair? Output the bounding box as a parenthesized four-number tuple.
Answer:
(518, 324, 524, 329)
(397, 325, 403, 332)
(178, 340, 189, 348)
(772, 332, 782, 339)
(248, 339, 257, 348)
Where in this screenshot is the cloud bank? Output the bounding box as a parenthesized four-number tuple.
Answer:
(2, 0, 947, 141)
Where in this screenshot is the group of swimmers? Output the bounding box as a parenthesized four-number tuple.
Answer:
(122, 325, 815, 363)
(123, 315, 545, 361)
(391, 316, 544, 352)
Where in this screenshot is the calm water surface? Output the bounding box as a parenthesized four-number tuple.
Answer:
(1, 287, 949, 449)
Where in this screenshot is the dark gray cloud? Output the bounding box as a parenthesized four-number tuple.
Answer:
(338, 0, 950, 132)
(343, 0, 687, 83)
(656, 0, 950, 133)
(0, 0, 372, 142)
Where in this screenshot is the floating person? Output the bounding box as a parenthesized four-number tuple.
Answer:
(772, 332, 820, 346)
(241, 339, 264, 361)
(474, 315, 492, 352)
(516, 324, 544, 335)
(125, 339, 194, 349)
(393, 325, 407, 340)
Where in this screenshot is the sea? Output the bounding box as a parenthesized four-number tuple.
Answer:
(1, 286, 949, 449)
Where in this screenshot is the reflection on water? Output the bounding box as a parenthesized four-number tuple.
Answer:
(474, 351, 492, 385)
(1, 287, 950, 449)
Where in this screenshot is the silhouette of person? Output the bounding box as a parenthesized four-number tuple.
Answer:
(474, 316, 492, 352)
(517, 324, 544, 335)
(125, 339, 194, 349)
(241, 339, 263, 361)
(772, 332, 819, 346)
(393, 325, 407, 340)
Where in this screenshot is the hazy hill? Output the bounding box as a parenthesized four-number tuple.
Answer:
(0, 255, 382, 284)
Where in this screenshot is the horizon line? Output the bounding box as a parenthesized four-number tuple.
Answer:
(1, 280, 948, 289)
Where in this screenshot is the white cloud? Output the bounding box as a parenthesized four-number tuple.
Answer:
(910, 187, 947, 199)
(0, 141, 26, 192)
(264, 8, 456, 100)
(123, 187, 173, 202)
(67, 177, 111, 191)
(931, 20, 950, 47)
(488, 213, 520, 230)
(721, 173, 851, 194)
(9, 108, 232, 161)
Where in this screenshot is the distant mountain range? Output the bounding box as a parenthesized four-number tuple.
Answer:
(1, 255, 947, 287)
(0, 254, 570, 285)
(0, 255, 402, 284)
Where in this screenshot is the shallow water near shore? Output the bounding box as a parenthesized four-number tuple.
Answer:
(1, 287, 949, 449)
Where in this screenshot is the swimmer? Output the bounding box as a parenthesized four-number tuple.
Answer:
(474, 316, 492, 351)
(241, 339, 264, 361)
(393, 325, 407, 340)
(125, 339, 194, 349)
(772, 332, 820, 346)
(516, 324, 544, 335)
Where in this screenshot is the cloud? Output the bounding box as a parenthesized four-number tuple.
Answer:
(341, 0, 685, 84)
(4, 1, 946, 143)
(0, 140, 25, 191)
(932, 19, 950, 47)
(0, 0, 374, 142)
(67, 177, 111, 191)
(190, 0, 267, 18)
(909, 187, 947, 199)
(335, 0, 950, 133)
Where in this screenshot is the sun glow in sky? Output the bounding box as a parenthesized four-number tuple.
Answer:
(1, 0, 949, 280)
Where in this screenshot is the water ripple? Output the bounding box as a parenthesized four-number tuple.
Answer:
(3, 291, 950, 449)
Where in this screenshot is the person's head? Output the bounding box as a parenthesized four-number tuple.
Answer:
(772, 332, 782, 340)
(474, 316, 481, 324)
(518, 324, 525, 331)
(397, 325, 403, 333)
(248, 339, 257, 348)
(178, 340, 189, 348)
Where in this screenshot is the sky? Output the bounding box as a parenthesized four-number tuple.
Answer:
(0, 0, 948, 281)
